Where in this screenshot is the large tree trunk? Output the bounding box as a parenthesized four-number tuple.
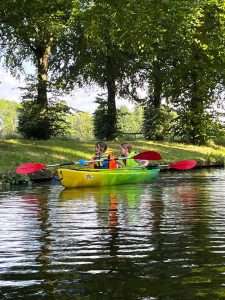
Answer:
(187, 45, 208, 145)
(189, 70, 205, 144)
(144, 60, 163, 140)
(152, 60, 162, 109)
(106, 78, 117, 140)
(105, 56, 117, 140)
(36, 45, 51, 107)
(29, 45, 52, 139)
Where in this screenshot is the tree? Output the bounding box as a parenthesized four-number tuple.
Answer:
(59, 0, 139, 140)
(93, 97, 114, 140)
(0, 99, 19, 137)
(117, 105, 144, 138)
(68, 111, 94, 140)
(117, 0, 225, 144)
(17, 99, 70, 139)
(0, 0, 75, 138)
(169, 0, 225, 144)
(81, 1, 138, 140)
(94, 0, 201, 140)
(1, 0, 75, 105)
(134, 0, 204, 141)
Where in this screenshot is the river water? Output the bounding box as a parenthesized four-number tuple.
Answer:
(1, 169, 225, 300)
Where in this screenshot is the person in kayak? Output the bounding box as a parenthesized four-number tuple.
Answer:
(90, 142, 117, 169)
(119, 143, 141, 168)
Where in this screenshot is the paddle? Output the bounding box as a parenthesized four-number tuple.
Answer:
(16, 150, 162, 175)
(159, 159, 197, 170)
(16, 162, 46, 175)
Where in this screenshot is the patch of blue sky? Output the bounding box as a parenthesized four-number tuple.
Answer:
(0, 65, 138, 113)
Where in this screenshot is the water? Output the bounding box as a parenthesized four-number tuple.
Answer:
(1, 169, 225, 299)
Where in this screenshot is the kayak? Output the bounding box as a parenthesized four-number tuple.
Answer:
(57, 167, 160, 188)
(58, 168, 160, 188)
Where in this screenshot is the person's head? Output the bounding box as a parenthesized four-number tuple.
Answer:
(120, 143, 132, 156)
(95, 142, 107, 155)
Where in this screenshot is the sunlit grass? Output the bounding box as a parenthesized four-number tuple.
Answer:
(1, 138, 225, 173)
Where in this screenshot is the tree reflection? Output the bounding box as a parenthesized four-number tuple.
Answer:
(22, 189, 55, 298)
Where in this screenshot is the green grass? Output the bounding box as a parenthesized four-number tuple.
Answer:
(1, 138, 225, 173)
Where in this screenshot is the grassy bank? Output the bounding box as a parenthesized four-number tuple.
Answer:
(1, 138, 225, 173)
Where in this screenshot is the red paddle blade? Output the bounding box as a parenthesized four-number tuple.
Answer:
(16, 162, 46, 175)
(169, 160, 197, 170)
(134, 151, 162, 160)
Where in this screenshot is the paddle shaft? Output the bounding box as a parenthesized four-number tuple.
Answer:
(15, 151, 162, 175)
(47, 156, 139, 167)
(16, 157, 196, 175)
(47, 151, 161, 167)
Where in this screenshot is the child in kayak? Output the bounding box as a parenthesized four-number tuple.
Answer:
(119, 143, 140, 168)
(90, 142, 117, 169)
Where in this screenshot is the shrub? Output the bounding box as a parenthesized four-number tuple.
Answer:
(143, 105, 176, 140)
(18, 100, 70, 139)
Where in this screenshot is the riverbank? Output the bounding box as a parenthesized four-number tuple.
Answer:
(1, 138, 225, 173)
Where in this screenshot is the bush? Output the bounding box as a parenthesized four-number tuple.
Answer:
(172, 108, 215, 145)
(143, 105, 176, 140)
(68, 112, 94, 141)
(0, 99, 19, 137)
(18, 100, 70, 139)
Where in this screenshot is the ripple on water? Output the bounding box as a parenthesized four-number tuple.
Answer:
(1, 170, 225, 299)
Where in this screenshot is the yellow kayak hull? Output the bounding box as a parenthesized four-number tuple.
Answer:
(58, 168, 160, 188)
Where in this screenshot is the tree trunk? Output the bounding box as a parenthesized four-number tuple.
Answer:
(105, 56, 117, 140)
(189, 70, 205, 144)
(36, 45, 51, 107)
(187, 45, 208, 145)
(106, 78, 117, 140)
(152, 60, 162, 109)
(144, 60, 163, 140)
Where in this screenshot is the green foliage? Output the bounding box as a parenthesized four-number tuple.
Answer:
(166, 1, 225, 144)
(118, 0, 225, 145)
(117, 105, 144, 139)
(68, 112, 94, 140)
(1, 0, 225, 145)
(76, 1, 138, 140)
(0, 0, 73, 68)
(93, 97, 116, 140)
(0, 99, 19, 137)
(143, 105, 176, 141)
(0, 0, 75, 108)
(208, 118, 225, 146)
(18, 100, 70, 139)
(172, 108, 215, 145)
(0, 172, 31, 188)
(81, 1, 136, 88)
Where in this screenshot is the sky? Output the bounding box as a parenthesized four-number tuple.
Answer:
(0, 67, 135, 113)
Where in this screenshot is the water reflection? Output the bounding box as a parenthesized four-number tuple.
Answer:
(1, 170, 225, 299)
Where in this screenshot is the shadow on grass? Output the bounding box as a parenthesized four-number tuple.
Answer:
(1, 138, 225, 172)
(0, 139, 95, 171)
(130, 140, 225, 162)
